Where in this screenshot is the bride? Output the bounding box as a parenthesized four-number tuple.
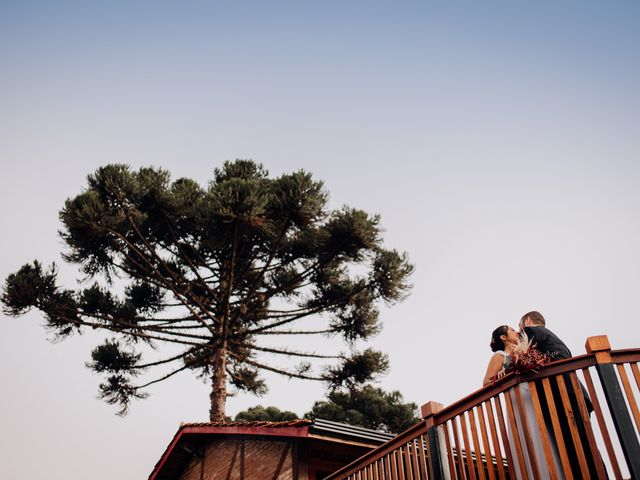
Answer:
(483, 325, 564, 480)
(483, 325, 519, 387)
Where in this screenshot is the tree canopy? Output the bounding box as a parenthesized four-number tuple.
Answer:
(305, 385, 420, 434)
(2, 161, 413, 420)
(234, 405, 298, 423)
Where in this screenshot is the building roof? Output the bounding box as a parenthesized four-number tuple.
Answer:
(309, 418, 395, 444)
(148, 418, 395, 480)
(179, 419, 313, 428)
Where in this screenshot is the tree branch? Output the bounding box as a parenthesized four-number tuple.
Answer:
(80, 311, 213, 341)
(230, 341, 341, 359)
(229, 352, 325, 381)
(254, 328, 338, 335)
(133, 348, 200, 369)
(134, 364, 192, 389)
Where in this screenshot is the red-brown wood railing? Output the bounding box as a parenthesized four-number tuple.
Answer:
(325, 335, 640, 480)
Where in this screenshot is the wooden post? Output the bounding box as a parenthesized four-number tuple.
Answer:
(586, 335, 640, 479)
(421, 401, 446, 480)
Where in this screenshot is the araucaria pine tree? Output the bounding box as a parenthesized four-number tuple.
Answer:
(2, 161, 413, 421)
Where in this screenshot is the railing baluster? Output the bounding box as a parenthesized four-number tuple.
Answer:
(483, 400, 505, 480)
(390, 449, 400, 480)
(512, 385, 540, 479)
(527, 381, 559, 480)
(492, 396, 517, 480)
(397, 447, 407, 480)
(403, 442, 413, 480)
(452, 416, 467, 479)
(459, 413, 476, 480)
(616, 363, 640, 433)
(582, 367, 623, 480)
(386, 452, 395, 480)
(417, 435, 433, 480)
(631, 362, 640, 390)
(569, 372, 608, 479)
(541, 377, 573, 479)
(474, 405, 495, 480)
(443, 421, 458, 480)
(556, 374, 590, 477)
(467, 409, 485, 480)
(409, 438, 421, 480)
(503, 391, 529, 480)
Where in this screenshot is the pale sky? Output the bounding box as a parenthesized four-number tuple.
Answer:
(1, 1, 640, 479)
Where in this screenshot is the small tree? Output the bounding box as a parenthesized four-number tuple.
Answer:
(2, 161, 412, 420)
(234, 405, 298, 422)
(305, 385, 420, 434)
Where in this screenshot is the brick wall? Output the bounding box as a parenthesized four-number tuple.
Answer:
(179, 438, 295, 480)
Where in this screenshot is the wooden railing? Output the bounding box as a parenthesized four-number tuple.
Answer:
(325, 335, 640, 480)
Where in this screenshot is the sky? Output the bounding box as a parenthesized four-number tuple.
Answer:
(1, 1, 640, 479)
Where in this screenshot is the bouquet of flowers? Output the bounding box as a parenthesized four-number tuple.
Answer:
(507, 332, 552, 375)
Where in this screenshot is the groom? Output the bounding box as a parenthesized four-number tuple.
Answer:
(519, 310, 592, 411)
(519, 311, 600, 476)
(519, 310, 572, 361)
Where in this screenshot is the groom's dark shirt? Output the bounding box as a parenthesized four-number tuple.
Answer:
(524, 325, 594, 413)
(522, 325, 572, 360)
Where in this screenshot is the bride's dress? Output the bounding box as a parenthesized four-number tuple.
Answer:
(496, 351, 565, 480)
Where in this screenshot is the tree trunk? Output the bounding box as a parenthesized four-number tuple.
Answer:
(209, 345, 227, 422)
(210, 226, 237, 422)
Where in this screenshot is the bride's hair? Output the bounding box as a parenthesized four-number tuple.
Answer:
(490, 325, 508, 352)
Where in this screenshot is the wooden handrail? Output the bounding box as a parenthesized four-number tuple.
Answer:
(610, 348, 640, 364)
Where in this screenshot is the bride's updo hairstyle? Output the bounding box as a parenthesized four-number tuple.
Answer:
(490, 325, 508, 352)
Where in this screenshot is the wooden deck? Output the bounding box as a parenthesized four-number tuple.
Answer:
(325, 335, 640, 480)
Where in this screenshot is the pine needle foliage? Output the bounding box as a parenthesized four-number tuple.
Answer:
(234, 405, 298, 422)
(306, 385, 420, 434)
(2, 161, 413, 420)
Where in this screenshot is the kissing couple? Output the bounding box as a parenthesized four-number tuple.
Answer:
(482, 310, 570, 387)
(482, 310, 602, 479)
